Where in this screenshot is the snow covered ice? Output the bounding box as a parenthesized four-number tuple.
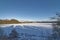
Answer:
(0, 23, 53, 40)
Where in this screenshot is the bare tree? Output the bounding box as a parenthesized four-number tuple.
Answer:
(50, 13, 60, 40)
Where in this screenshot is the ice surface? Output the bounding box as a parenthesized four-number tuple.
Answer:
(0, 23, 53, 40)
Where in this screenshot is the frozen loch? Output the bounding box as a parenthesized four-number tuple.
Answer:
(0, 23, 53, 40)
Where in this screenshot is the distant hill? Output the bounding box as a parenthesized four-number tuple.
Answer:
(0, 19, 59, 24)
(0, 19, 36, 24)
(0, 19, 21, 24)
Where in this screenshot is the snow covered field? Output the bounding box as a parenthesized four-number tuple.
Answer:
(0, 23, 53, 40)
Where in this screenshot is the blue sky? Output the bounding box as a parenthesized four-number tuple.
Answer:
(0, 0, 60, 21)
